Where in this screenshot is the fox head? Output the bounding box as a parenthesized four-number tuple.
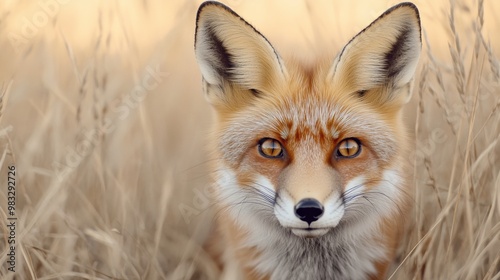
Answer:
(195, 2, 421, 238)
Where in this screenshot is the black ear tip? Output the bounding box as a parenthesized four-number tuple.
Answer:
(392, 2, 420, 14)
(384, 2, 421, 43)
(397, 2, 421, 25)
(197, 1, 227, 13)
(383, 2, 421, 24)
(196, 1, 238, 24)
(196, 2, 224, 28)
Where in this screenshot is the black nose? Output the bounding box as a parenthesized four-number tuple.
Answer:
(294, 198, 324, 225)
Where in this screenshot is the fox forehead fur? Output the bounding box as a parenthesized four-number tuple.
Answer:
(194, 1, 421, 279)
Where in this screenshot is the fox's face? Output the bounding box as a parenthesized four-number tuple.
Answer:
(195, 2, 420, 238)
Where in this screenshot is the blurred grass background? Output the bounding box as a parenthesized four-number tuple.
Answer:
(0, 0, 499, 279)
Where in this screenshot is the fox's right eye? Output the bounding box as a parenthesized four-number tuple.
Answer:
(336, 138, 361, 158)
(258, 138, 284, 158)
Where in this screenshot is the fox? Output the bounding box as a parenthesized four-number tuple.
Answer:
(194, 1, 421, 279)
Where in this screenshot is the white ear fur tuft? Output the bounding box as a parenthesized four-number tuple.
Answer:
(195, 1, 286, 91)
(329, 3, 421, 93)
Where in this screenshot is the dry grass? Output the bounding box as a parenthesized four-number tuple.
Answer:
(0, 0, 498, 279)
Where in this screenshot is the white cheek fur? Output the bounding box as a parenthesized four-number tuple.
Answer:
(216, 168, 276, 230)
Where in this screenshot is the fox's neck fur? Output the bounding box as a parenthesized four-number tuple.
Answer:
(220, 211, 389, 279)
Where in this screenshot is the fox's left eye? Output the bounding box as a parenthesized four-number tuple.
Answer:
(336, 138, 361, 158)
(258, 138, 284, 158)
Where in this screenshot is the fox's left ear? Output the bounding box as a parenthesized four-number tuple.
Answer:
(195, 1, 287, 107)
(329, 3, 421, 105)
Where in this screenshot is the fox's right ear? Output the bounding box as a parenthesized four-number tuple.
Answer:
(195, 1, 287, 106)
(328, 3, 421, 105)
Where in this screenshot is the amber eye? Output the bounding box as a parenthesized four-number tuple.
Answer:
(258, 138, 284, 158)
(336, 138, 361, 158)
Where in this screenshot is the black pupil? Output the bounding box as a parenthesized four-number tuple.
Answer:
(344, 147, 351, 155)
(340, 139, 358, 156)
(266, 140, 277, 155)
(261, 139, 282, 157)
(345, 141, 353, 155)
